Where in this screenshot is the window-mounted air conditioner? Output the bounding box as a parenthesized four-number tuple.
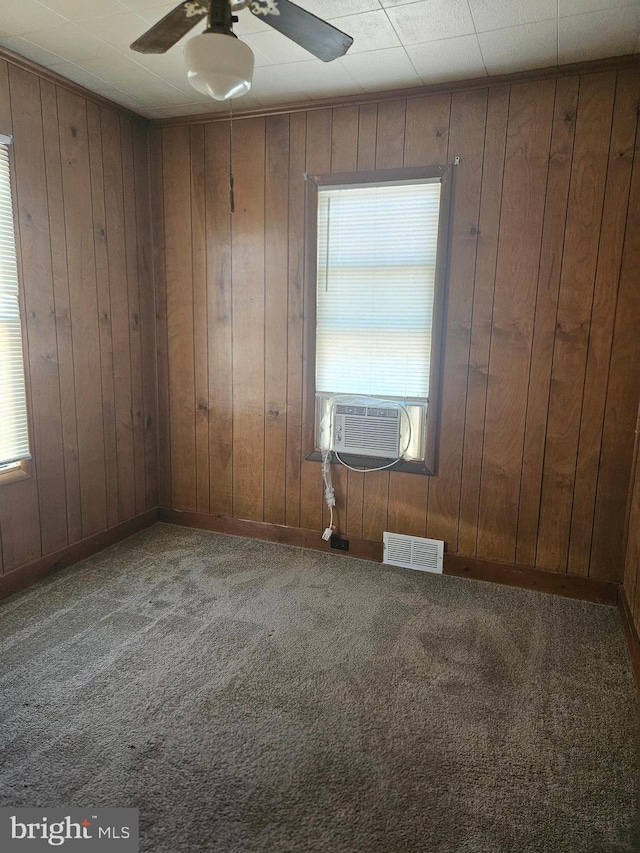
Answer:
(331, 404, 401, 459)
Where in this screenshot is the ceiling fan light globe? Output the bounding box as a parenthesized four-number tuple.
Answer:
(184, 32, 254, 101)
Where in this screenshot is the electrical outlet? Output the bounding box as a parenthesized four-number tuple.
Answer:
(330, 534, 349, 551)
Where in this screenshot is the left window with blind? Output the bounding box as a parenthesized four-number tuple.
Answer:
(0, 137, 31, 475)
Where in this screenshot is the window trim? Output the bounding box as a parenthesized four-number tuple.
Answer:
(303, 165, 454, 476)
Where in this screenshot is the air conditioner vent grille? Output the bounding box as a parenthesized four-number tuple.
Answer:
(383, 532, 444, 574)
(332, 405, 401, 459)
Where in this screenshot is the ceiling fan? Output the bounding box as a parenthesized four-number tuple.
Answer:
(131, 0, 354, 101)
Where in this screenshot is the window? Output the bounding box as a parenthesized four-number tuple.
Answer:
(305, 166, 452, 475)
(0, 136, 30, 475)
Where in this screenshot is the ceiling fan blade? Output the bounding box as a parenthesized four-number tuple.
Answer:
(248, 0, 353, 62)
(130, 1, 209, 54)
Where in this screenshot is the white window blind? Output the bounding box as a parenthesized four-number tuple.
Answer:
(0, 142, 30, 467)
(316, 179, 441, 400)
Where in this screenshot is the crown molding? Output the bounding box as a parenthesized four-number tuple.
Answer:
(152, 52, 640, 128)
(0, 46, 146, 124)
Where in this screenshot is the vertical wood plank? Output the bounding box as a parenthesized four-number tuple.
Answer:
(536, 73, 616, 572)
(458, 86, 509, 556)
(404, 93, 451, 166)
(515, 76, 579, 566)
(387, 473, 427, 538)
(102, 108, 137, 520)
(375, 99, 406, 168)
(624, 404, 640, 627)
(331, 106, 359, 172)
(190, 124, 210, 515)
(120, 117, 147, 517)
(285, 111, 306, 529)
(163, 125, 196, 512)
(345, 475, 364, 539)
(232, 117, 265, 521)
(87, 102, 119, 529)
(476, 80, 555, 563)
(568, 71, 637, 575)
(205, 121, 233, 516)
(357, 103, 378, 170)
(57, 87, 107, 537)
(0, 60, 10, 135)
(264, 113, 290, 525)
(150, 126, 171, 508)
(9, 68, 67, 555)
(40, 81, 82, 544)
(132, 120, 158, 510)
(427, 88, 487, 550)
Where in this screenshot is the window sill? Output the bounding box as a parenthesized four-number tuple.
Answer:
(0, 462, 33, 486)
(306, 451, 433, 476)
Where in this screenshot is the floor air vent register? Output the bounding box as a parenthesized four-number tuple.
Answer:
(383, 532, 444, 573)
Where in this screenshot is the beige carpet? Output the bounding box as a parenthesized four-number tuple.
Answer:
(0, 523, 638, 852)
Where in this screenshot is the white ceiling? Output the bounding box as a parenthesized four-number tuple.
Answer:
(0, 0, 639, 119)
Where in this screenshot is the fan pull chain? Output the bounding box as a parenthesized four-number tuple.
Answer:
(229, 97, 235, 214)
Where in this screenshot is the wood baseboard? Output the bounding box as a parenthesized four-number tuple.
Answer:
(0, 508, 160, 600)
(443, 553, 618, 606)
(618, 589, 640, 691)
(158, 508, 384, 561)
(159, 509, 619, 607)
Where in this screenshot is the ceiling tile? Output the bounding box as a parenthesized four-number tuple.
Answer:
(329, 10, 400, 54)
(21, 22, 119, 63)
(248, 65, 311, 103)
(340, 46, 423, 92)
(379, 0, 427, 6)
(244, 29, 315, 63)
(385, 0, 476, 46)
(0, 0, 68, 35)
(279, 58, 363, 98)
(47, 59, 147, 108)
(109, 90, 153, 112)
(78, 53, 193, 105)
(78, 11, 154, 52)
(467, 0, 557, 33)
(36, 0, 130, 21)
(0, 34, 66, 67)
(559, 0, 639, 16)
(295, 0, 380, 17)
(406, 34, 487, 83)
(559, 6, 640, 63)
(117, 0, 175, 10)
(478, 19, 558, 74)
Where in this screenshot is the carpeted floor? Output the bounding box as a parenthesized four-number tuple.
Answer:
(0, 523, 638, 852)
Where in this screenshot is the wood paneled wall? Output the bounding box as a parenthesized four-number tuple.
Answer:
(154, 66, 640, 584)
(0, 59, 157, 576)
(623, 402, 640, 636)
